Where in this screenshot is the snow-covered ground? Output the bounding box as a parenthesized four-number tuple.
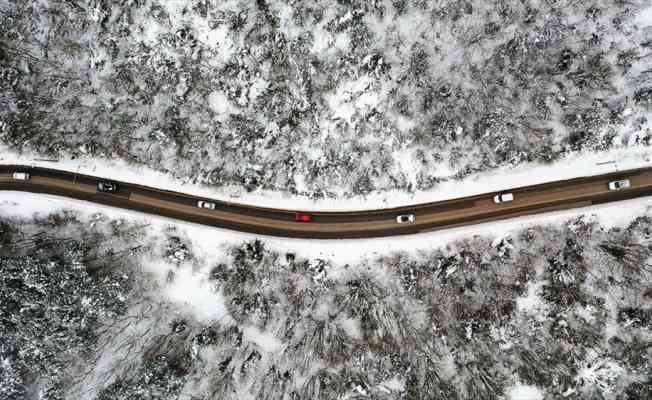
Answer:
(1, 144, 650, 212)
(1, 182, 651, 266)
(508, 385, 544, 400)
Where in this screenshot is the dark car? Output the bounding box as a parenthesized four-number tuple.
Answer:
(396, 214, 415, 224)
(97, 181, 118, 193)
(608, 179, 630, 191)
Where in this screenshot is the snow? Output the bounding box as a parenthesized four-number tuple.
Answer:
(0, 180, 647, 399)
(333, 32, 350, 52)
(1, 144, 650, 213)
(248, 77, 268, 103)
(311, 26, 332, 54)
(516, 280, 549, 323)
(576, 354, 625, 393)
(337, 317, 362, 341)
(574, 304, 597, 324)
(393, 148, 420, 183)
(1, 132, 652, 268)
(200, 25, 232, 49)
(194, 13, 236, 65)
(241, 325, 283, 353)
(507, 384, 544, 400)
(139, 0, 236, 66)
(394, 114, 416, 133)
(270, 2, 303, 40)
(160, 1, 188, 29)
(603, 295, 620, 341)
(1, 184, 651, 268)
(635, 5, 652, 26)
(5, 3, 652, 396)
(324, 76, 377, 122)
(142, 257, 232, 324)
(207, 90, 236, 119)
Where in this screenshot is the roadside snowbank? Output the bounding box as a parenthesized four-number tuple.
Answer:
(1, 188, 650, 265)
(508, 385, 544, 400)
(1, 145, 650, 211)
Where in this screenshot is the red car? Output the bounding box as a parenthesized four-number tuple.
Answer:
(295, 213, 312, 222)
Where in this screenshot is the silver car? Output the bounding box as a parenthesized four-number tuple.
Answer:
(12, 172, 30, 180)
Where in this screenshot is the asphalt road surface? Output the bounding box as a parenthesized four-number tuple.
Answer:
(1, 165, 652, 239)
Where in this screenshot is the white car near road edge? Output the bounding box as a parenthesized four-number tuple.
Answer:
(608, 179, 630, 190)
(12, 172, 30, 181)
(493, 193, 514, 204)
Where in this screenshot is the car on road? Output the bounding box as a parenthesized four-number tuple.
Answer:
(97, 181, 118, 193)
(608, 179, 630, 191)
(493, 193, 514, 204)
(197, 200, 216, 210)
(12, 172, 30, 181)
(295, 213, 313, 222)
(396, 214, 415, 224)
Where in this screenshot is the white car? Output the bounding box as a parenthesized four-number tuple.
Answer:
(197, 200, 216, 210)
(396, 214, 415, 224)
(493, 193, 514, 204)
(12, 172, 30, 181)
(608, 179, 630, 191)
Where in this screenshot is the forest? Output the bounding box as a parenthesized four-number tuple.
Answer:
(1, 0, 651, 197)
(1, 209, 650, 399)
(1, 1, 651, 398)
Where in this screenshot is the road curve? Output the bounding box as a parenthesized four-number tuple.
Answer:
(1, 165, 652, 239)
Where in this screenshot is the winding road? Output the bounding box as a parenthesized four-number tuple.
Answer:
(1, 165, 652, 239)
